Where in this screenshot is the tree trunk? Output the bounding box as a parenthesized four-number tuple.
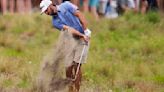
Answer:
(1, 0, 7, 14)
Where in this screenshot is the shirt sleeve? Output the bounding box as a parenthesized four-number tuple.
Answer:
(52, 19, 64, 31)
(65, 1, 79, 14)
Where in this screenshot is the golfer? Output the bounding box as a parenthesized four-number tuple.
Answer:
(40, 0, 91, 92)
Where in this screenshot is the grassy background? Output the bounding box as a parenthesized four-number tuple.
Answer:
(0, 12, 164, 92)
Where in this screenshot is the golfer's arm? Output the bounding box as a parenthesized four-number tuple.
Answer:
(63, 25, 84, 37)
(74, 11, 87, 30)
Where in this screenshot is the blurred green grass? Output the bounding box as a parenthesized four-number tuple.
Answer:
(0, 12, 164, 92)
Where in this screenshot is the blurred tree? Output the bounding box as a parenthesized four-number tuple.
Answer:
(52, 0, 62, 5)
(16, 0, 25, 13)
(157, 0, 164, 12)
(25, 0, 32, 12)
(32, 0, 41, 7)
(9, 0, 15, 13)
(0, 0, 7, 14)
(16, 0, 32, 13)
(0, 0, 80, 14)
(0, 0, 32, 14)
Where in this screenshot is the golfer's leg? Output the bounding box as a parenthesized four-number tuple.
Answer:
(73, 63, 82, 92)
(66, 65, 74, 92)
(66, 65, 73, 78)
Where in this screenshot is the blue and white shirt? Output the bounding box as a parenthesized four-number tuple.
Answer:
(52, 1, 84, 34)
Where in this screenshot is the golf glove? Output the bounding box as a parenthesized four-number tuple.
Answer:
(84, 28, 91, 37)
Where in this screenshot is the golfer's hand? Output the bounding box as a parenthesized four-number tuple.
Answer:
(84, 28, 91, 37)
(82, 35, 89, 42)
